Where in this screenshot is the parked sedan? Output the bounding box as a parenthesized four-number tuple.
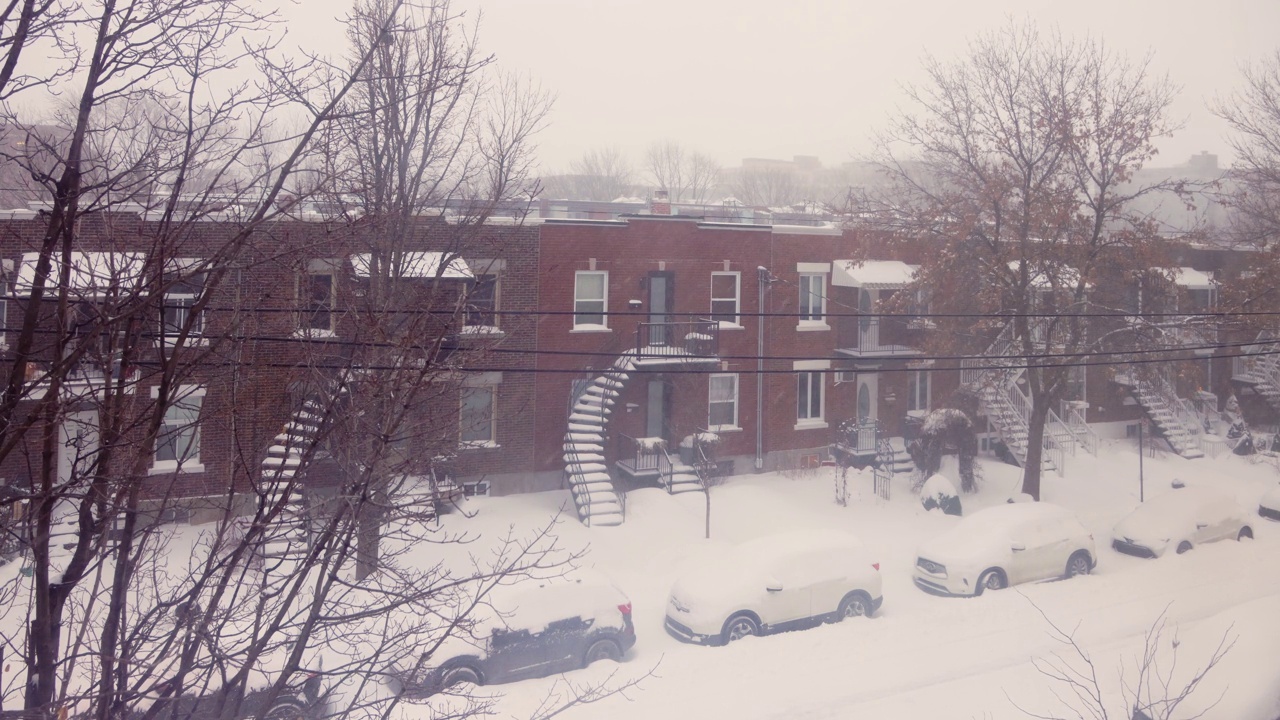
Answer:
(1260, 485, 1280, 521)
(664, 529, 882, 646)
(398, 580, 635, 698)
(913, 502, 1096, 597)
(1112, 486, 1254, 557)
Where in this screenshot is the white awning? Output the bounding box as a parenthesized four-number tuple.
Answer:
(350, 252, 472, 279)
(16, 251, 147, 298)
(1174, 267, 1214, 290)
(832, 260, 917, 289)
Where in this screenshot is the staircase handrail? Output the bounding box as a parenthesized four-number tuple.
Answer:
(1002, 377, 1066, 475)
(961, 323, 1017, 387)
(1060, 402, 1099, 456)
(656, 444, 675, 492)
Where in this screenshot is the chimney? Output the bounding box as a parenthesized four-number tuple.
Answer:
(650, 189, 671, 216)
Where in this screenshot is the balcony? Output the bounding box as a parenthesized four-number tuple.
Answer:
(835, 318, 923, 359)
(633, 320, 720, 365)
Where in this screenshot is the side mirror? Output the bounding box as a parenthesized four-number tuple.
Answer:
(1010, 542, 1026, 552)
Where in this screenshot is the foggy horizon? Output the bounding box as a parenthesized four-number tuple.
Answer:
(278, 0, 1279, 173)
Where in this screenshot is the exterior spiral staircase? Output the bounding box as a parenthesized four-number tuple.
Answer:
(563, 354, 633, 527)
(1113, 370, 1206, 459)
(258, 390, 338, 573)
(1233, 332, 1280, 416)
(961, 325, 1092, 475)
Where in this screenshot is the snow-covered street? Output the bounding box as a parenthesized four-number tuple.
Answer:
(420, 443, 1280, 719)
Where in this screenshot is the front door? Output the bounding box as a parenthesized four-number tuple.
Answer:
(859, 289, 875, 349)
(646, 380, 668, 440)
(857, 376, 878, 423)
(648, 272, 674, 346)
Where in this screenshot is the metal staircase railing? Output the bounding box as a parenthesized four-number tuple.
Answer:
(963, 324, 1070, 474)
(1061, 401, 1099, 456)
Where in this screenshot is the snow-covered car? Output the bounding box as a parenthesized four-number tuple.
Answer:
(1112, 486, 1254, 557)
(913, 502, 1096, 597)
(1259, 485, 1280, 521)
(396, 579, 635, 698)
(663, 529, 882, 646)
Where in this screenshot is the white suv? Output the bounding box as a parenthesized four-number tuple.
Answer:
(914, 502, 1096, 597)
(664, 529, 882, 646)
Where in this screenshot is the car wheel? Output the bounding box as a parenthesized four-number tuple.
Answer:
(264, 697, 308, 720)
(1065, 551, 1092, 578)
(441, 665, 482, 689)
(583, 639, 622, 667)
(1176, 540, 1193, 554)
(721, 614, 760, 644)
(836, 591, 873, 621)
(975, 569, 1006, 595)
(1238, 526, 1253, 541)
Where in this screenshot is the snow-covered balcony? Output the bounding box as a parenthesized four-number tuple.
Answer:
(633, 320, 720, 365)
(831, 260, 927, 359)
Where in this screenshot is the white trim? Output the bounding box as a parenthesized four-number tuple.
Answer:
(796, 321, 830, 332)
(793, 420, 829, 431)
(798, 272, 826, 323)
(792, 360, 831, 371)
(710, 271, 740, 325)
(707, 373, 739, 431)
(574, 270, 609, 328)
(150, 384, 205, 474)
(796, 262, 832, 273)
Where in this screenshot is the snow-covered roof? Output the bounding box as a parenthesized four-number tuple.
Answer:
(832, 260, 917, 289)
(1006, 260, 1088, 289)
(349, 252, 472, 279)
(16, 251, 148, 297)
(1173, 267, 1214, 290)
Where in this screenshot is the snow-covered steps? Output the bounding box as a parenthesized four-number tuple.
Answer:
(563, 356, 642, 527)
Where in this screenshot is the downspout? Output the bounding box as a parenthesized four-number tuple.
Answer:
(756, 266, 769, 471)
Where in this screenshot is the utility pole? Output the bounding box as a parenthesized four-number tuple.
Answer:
(1138, 421, 1145, 502)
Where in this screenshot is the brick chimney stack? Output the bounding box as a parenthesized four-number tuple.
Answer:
(651, 189, 671, 216)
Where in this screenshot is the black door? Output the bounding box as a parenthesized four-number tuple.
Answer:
(648, 271, 674, 346)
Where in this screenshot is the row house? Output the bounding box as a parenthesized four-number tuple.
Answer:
(0, 204, 1260, 534)
(0, 212, 540, 533)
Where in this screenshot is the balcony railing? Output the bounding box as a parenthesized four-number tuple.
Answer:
(837, 318, 921, 357)
(635, 320, 719, 360)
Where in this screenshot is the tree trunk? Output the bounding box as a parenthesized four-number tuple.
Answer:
(1021, 403, 1050, 501)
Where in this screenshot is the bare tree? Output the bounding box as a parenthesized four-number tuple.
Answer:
(1011, 601, 1234, 720)
(859, 22, 1181, 499)
(733, 165, 803, 207)
(0, 0, 637, 716)
(567, 146, 635, 201)
(644, 140, 721, 203)
(1214, 50, 1280, 248)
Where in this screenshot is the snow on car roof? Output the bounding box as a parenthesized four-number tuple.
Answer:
(924, 502, 1074, 557)
(488, 577, 627, 634)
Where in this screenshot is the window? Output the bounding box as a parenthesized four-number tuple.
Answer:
(302, 272, 334, 332)
(464, 274, 498, 328)
(708, 373, 739, 429)
(460, 386, 496, 446)
(799, 273, 825, 322)
(152, 386, 204, 472)
(797, 371, 824, 422)
(162, 270, 205, 340)
(907, 370, 930, 412)
(0, 259, 11, 347)
(710, 272, 740, 325)
(574, 271, 607, 328)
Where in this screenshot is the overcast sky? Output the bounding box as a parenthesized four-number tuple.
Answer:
(286, 0, 1279, 173)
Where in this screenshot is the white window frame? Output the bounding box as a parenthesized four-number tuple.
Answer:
(459, 385, 497, 448)
(161, 260, 205, 344)
(573, 270, 608, 329)
(150, 385, 205, 474)
(796, 371, 825, 427)
(798, 273, 826, 325)
(707, 373, 739, 431)
(710, 271, 741, 326)
(907, 370, 930, 413)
